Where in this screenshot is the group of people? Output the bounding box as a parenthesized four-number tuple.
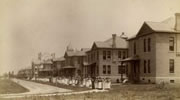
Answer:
(35, 76, 112, 90)
(56, 77, 111, 90)
(91, 77, 111, 90)
(56, 77, 80, 86)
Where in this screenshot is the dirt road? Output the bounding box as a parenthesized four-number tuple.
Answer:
(0, 78, 71, 98)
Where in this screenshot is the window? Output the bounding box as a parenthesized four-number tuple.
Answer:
(148, 38, 151, 52)
(148, 60, 151, 73)
(97, 51, 99, 60)
(87, 55, 90, 63)
(118, 65, 125, 74)
(134, 42, 136, 55)
(169, 59, 174, 73)
(107, 51, 111, 59)
(103, 65, 106, 74)
(103, 51, 106, 60)
(144, 39, 146, 52)
(107, 65, 111, 74)
(91, 53, 93, 62)
(97, 65, 99, 75)
(123, 51, 126, 59)
(144, 60, 146, 73)
(70, 58, 74, 66)
(118, 51, 121, 59)
(169, 37, 174, 51)
(134, 65, 136, 73)
(170, 80, 175, 83)
(93, 52, 95, 61)
(118, 65, 121, 74)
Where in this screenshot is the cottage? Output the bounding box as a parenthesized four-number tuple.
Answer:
(52, 56, 65, 77)
(17, 68, 32, 79)
(85, 34, 128, 82)
(63, 44, 90, 78)
(38, 59, 53, 78)
(32, 53, 54, 79)
(32, 54, 42, 80)
(124, 13, 180, 84)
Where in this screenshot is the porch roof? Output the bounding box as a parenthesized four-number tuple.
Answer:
(39, 68, 53, 71)
(120, 55, 140, 62)
(83, 62, 88, 66)
(62, 66, 76, 69)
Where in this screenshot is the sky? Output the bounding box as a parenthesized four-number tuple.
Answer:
(0, 0, 180, 75)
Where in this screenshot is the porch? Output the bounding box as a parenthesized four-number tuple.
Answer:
(121, 55, 140, 83)
(62, 66, 77, 78)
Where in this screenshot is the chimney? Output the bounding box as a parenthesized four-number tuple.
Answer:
(112, 34, 116, 48)
(38, 52, 42, 60)
(175, 13, 180, 31)
(120, 32, 128, 40)
(51, 53, 55, 59)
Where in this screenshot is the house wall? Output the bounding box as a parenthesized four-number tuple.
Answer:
(128, 32, 180, 84)
(155, 33, 180, 83)
(128, 33, 157, 83)
(64, 56, 84, 77)
(87, 48, 128, 82)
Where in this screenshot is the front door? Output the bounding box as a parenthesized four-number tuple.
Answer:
(131, 61, 140, 83)
(90, 63, 96, 77)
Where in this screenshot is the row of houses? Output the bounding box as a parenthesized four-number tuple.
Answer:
(19, 13, 180, 84)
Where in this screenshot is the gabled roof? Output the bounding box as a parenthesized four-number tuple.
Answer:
(32, 59, 42, 65)
(65, 48, 90, 57)
(134, 16, 180, 39)
(53, 56, 65, 62)
(144, 17, 180, 33)
(65, 51, 76, 57)
(81, 48, 91, 52)
(145, 17, 178, 33)
(93, 36, 128, 49)
(42, 59, 52, 64)
(127, 35, 137, 40)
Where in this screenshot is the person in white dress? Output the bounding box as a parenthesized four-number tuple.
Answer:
(98, 77, 102, 90)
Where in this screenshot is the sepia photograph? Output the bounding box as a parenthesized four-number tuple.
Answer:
(0, 0, 180, 100)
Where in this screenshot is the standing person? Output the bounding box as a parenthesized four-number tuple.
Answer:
(102, 78, 105, 90)
(98, 77, 103, 90)
(83, 78, 86, 87)
(107, 78, 111, 89)
(91, 77, 95, 89)
(94, 77, 98, 89)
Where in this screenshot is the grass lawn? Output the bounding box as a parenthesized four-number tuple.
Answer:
(0, 79, 29, 94)
(31, 80, 91, 92)
(2, 83, 180, 100)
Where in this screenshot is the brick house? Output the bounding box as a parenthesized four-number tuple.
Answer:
(32, 57, 42, 80)
(38, 59, 53, 78)
(124, 13, 180, 84)
(63, 45, 90, 78)
(85, 34, 128, 82)
(17, 68, 32, 79)
(32, 53, 54, 79)
(52, 56, 65, 77)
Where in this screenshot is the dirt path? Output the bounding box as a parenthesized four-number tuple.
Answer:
(0, 78, 71, 98)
